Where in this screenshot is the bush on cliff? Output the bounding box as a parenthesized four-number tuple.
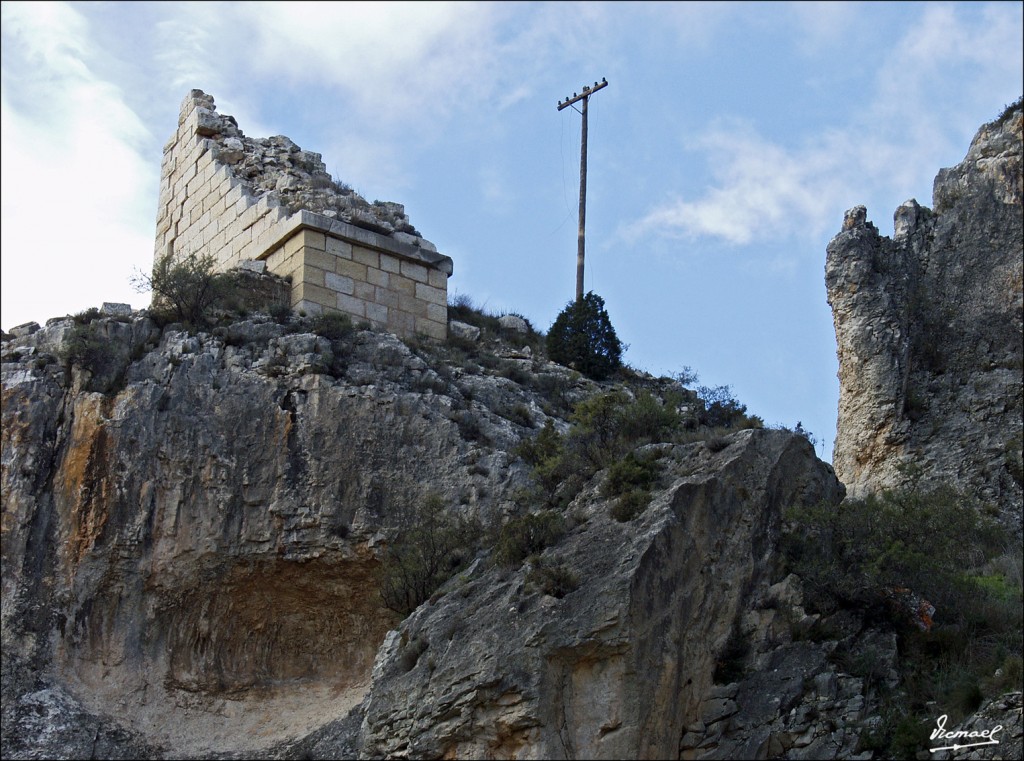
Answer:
(546, 292, 623, 381)
(133, 251, 229, 327)
(784, 486, 1022, 748)
(783, 485, 1002, 621)
(493, 510, 567, 566)
(60, 321, 121, 392)
(695, 384, 756, 429)
(516, 390, 680, 509)
(377, 494, 480, 617)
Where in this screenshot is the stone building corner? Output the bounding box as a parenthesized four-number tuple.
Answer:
(155, 89, 452, 339)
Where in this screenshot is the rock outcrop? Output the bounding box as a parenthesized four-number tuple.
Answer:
(1, 313, 546, 757)
(353, 429, 842, 760)
(826, 100, 1023, 527)
(5, 98, 1020, 761)
(1, 308, 869, 759)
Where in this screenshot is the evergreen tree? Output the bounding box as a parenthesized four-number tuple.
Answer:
(546, 291, 623, 380)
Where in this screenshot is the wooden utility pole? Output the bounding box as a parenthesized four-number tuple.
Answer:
(558, 78, 608, 302)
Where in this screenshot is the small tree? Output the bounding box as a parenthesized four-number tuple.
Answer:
(546, 291, 623, 380)
(132, 251, 227, 326)
(696, 385, 750, 429)
(377, 494, 479, 616)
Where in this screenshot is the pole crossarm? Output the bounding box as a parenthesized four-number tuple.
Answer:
(557, 78, 608, 111)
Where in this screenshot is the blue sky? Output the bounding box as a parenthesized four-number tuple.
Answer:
(2, 1, 1022, 461)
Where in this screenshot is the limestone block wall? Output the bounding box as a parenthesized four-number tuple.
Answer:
(262, 217, 449, 338)
(155, 90, 452, 338)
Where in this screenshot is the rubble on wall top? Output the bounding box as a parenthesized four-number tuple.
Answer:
(180, 90, 434, 251)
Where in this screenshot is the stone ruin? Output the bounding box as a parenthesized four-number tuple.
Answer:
(154, 90, 453, 338)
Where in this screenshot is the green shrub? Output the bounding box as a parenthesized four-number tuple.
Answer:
(60, 322, 121, 392)
(502, 403, 534, 428)
(514, 420, 580, 504)
(783, 486, 1000, 620)
(516, 420, 564, 467)
(268, 302, 292, 324)
(132, 251, 228, 327)
(455, 410, 486, 442)
(568, 390, 631, 467)
(984, 653, 1023, 695)
(447, 333, 481, 356)
(493, 510, 566, 567)
(413, 372, 450, 395)
(889, 715, 931, 760)
(618, 391, 682, 442)
(786, 484, 1022, 755)
(311, 311, 354, 340)
(993, 95, 1023, 128)
(603, 451, 660, 497)
(529, 373, 573, 415)
(498, 360, 531, 385)
(263, 353, 289, 377)
(610, 489, 650, 522)
(377, 494, 480, 616)
(696, 385, 753, 429)
(568, 390, 679, 468)
(526, 558, 580, 598)
(546, 291, 623, 381)
(71, 307, 102, 325)
(447, 292, 502, 334)
(516, 390, 681, 508)
(706, 436, 731, 453)
(675, 366, 699, 386)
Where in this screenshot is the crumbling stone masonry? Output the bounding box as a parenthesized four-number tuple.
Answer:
(154, 90, 452, 338)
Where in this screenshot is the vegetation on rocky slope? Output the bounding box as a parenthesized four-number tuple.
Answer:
(783, 486, 1023, 757)
(3, 240, 1020, 758)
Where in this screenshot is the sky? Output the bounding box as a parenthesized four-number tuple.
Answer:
(2, 1, 1022, 462)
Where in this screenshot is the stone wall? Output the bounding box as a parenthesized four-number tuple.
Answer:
(154, 90, 452, 338)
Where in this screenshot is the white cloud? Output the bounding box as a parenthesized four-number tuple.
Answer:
(320, 132, 412, 199)
(625, 120, 854, 246)
(624, 2, 1023, 251)
(139, 3, 569, 185)
(870, 3, 1023, 138)
(1, 1, 156, 329)
(153, 6, 224, 97)
(181, 2, 637, 129)
(237, 2, 506, 125)
(646, 1, 740, 51)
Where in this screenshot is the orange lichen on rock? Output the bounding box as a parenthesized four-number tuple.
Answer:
(55, 395, 116, 571)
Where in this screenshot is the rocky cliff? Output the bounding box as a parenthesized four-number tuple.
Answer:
(826, 99, 1023, 528)
(1, 313, 535, 757)
(3, 101, 1022, 761)
(4, 305, 917, 760)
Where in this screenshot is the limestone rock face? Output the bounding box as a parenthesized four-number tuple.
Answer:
(826, 101, 1023, 526)
(354, 430, 843, 760)
(1, 315, 545, 757)
(2, 310, 850, 759)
